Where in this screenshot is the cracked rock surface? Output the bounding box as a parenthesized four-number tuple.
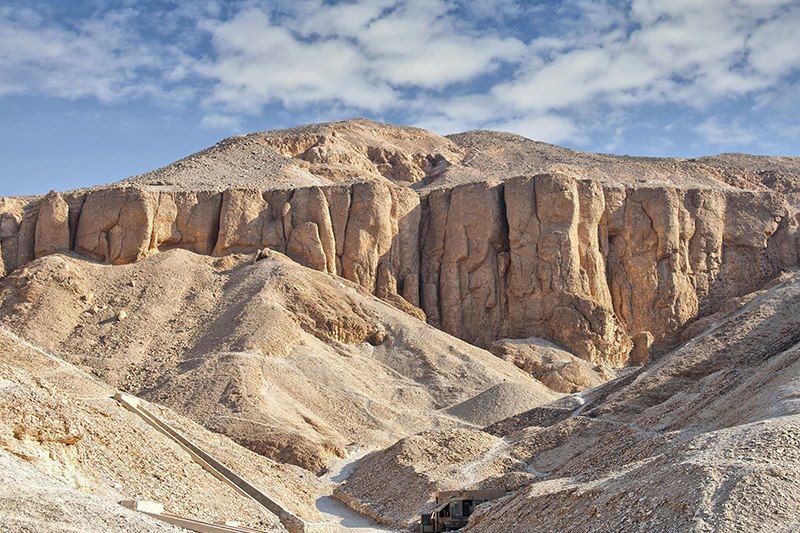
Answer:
(1, 119, 799, 532)
(3, 119, 798, 368)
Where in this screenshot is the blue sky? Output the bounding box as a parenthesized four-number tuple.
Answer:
(1, 0, 799, 196)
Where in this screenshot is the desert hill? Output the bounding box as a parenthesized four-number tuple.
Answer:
(0, 249, 548, 474)
(0, 325, 326, 531)
(2, 120, 798, 369)
(337, 270, 800, 531)
(1, 119, 799, 532)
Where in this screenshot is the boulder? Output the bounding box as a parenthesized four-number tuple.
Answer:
(490, 337, 613, 393)
(34, 191, 70, 258)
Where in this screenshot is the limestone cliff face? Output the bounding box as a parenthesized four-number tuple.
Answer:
(419, 176, 633, 365)
(0, 182, 421, 315)
(1, 173, 796, 366)
(416, 177, 795, 365)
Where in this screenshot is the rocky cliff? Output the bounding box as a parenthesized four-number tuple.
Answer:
(2, 120, 798, 367)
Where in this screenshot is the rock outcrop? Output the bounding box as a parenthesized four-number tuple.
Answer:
(490, 337, 613, 393)
(1, 121, 798, 368)
(418, 176, 796, 365)
(75, 188, 157, 264)
(34, 191, 70, 259)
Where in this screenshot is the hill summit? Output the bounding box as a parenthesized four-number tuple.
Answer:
(1, 120, 799, 532)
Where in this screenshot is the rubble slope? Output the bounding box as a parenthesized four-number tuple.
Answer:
(337, 271, 800, 531)
(0, 326, 327, 531)
(0, 249, 543, 473)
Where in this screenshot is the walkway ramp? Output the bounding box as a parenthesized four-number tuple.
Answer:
(115, 392, 337, 533)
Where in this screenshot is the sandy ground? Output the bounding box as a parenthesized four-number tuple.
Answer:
(316, 449, 400, 533)
(0, 449, 181, 533)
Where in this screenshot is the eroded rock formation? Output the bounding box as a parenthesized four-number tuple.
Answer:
(2, 121, 798, 368)
(418, 176, 796, 365)
(490, 337, 613, 393)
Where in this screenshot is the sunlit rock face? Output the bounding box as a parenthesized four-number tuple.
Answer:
(2, 119, 798, 366)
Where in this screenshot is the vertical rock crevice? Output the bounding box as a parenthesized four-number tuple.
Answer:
(3, 171, 798, 369)
(207, 192, 225, 255)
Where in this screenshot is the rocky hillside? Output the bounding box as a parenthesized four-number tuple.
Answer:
(2, 120, 798, 369)
(337, 270, 800, 531)
(1, 119, 798, 532)
(0, 325, 325, 531)
(0, 249, 544, 474)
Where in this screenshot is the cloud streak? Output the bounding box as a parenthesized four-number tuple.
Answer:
(0, 6, 187, 102)
(195, 0, 526, 115)
(1, 0, 799, 150)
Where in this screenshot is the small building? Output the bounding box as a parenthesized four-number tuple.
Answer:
(420, 489, 507, 532)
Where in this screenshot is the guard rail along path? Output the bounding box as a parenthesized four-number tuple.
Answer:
(114, 392, 338, 533)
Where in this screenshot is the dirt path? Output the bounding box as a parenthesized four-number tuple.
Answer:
(460, 437, 509, 484)
(316, 450, 399, 533)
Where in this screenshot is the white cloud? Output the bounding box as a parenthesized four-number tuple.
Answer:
(196, 8, 396, 113)
(490, 114, 583, 144)
(0, 7, 183, 102)
(748, 3, 800, 76)
(695, 117, 758, 146)
(286, 0, 394, 37)
(200, 112, 243, 130)
(458, 0, 525, 21)
(348, 0, 526, 88)
(492, 0, 798, 118)
(195, 0, 526, 118)
(1, 0, 799, 151)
